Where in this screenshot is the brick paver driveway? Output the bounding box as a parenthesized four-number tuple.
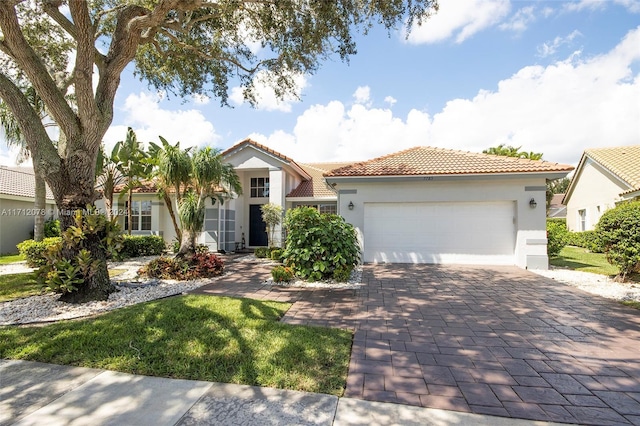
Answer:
(194, 262, 640, 425)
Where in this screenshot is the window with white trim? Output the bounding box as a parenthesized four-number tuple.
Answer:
(250, 177, 269, 198)
(578, 209, 586, 231)
(125, 201, 152, 231)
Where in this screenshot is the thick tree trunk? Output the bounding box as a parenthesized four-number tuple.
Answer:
(176, 229, 197, 258)
(33, 172, 46, 241)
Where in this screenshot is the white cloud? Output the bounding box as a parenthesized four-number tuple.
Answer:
(249, 98, 431, 162)
(229, 71, 307, 112)
(103, 92, 219, 151)
(250, 27, 640, 166)
(498, 6, 536, 33)
(192, 93, 210, 105)
(384, 96, 397, 107)
(564, 0, 640, 13)
(537, 30, 582, 58)
(429, 26, 640, 165)
(353, 86, 371, 106)
(408, 0, 511, 44)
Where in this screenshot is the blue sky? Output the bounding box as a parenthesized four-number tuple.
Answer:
(2, 0, 639, 167)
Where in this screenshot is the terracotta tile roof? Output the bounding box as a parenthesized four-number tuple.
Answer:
(222, 138, 295, 163)
(325, 146, 574, 177)
(0, 166, 54, 200)
(550, 193, 565, 208)
(113, 180, 160, 194)
(585, 145, 640, 190)
(287, 162, 353, 198)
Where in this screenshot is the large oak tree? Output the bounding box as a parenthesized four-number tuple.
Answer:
(0, 0, 437, 301)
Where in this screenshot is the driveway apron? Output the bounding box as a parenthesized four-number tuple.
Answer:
(194, 262, 640, 425)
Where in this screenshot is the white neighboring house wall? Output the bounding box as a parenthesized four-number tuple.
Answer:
(565, 159, 630, 232)
(0, 195, 57, 254)
(331, 175, 551, 270)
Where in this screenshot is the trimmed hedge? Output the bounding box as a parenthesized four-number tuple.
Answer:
(546, 220, 568, 257)
(596, 201, 640, 280)
(120, 235, 166, 258)
(565, 230, 604, 253)
(16, 237, 62, 267)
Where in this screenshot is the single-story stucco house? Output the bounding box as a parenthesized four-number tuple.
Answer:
(563, 145, 640, 232)
(108, 139, 573, 270)
(0, 166, 56, 254)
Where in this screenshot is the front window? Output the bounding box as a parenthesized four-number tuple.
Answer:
(578, 209, 586, 231)
(319, 204, 337, 214)
(125, 201, 152, 231)
(250, 177, 269, 198)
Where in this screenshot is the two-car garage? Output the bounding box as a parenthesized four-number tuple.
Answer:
(363, 201, 516, 265)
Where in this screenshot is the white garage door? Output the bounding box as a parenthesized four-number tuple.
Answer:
(364, 201, 516, 265)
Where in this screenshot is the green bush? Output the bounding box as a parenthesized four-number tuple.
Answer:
(139, 252, 224, 280)
(271, 265, 294, 283)
(255, 247, 270, 258)
(332, 265, 353, 282)
(120, 235, 165, 258)
(596, 201, 640, 280)
(16, 237, 63, 267)
(282, 207, 359, 281)
(565, 230, 604, 253)
(36, 209, 123, 296)
(44, 218, 60, 238)
(547, 220, 569, 257)
(270, 248, 283, 262)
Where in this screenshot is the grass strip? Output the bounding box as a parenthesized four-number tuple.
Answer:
(0, 294, 352, 395)
(0, 273, 45, 302)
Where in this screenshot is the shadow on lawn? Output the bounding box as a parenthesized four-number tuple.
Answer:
(0, 295, 351, 395)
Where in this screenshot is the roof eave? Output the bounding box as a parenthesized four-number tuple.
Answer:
(325, 170, 573, 182)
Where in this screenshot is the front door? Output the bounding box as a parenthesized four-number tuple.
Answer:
(249, 204, 268, 247)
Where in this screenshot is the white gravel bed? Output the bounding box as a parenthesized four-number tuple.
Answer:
(531, 267, 640, 302)
(0, 261, 35, 276)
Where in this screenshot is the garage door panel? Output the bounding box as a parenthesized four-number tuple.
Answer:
(364, 201, 515, 265)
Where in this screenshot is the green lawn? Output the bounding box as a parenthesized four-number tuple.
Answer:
(0, 273, 46, 302)
(0, 294, 352, 396)
(550, 246, 620, 276)
(0, 254, 25, 265)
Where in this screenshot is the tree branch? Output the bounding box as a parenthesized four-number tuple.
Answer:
(0, 3, 79, 141)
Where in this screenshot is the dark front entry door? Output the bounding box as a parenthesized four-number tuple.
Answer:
(249, 204, 268, 247)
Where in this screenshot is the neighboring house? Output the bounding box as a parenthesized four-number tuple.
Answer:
(324, 147, 573, 270)
(548, 194, 566, 219)
(563, 145, 640, 232)
(103, 140, 574, 270)
(0, 166, 56, 254)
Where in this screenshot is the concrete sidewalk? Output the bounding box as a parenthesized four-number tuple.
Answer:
(0, 359, 562, 426)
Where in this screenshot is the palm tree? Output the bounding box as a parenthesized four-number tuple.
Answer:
(113, 128, 153, 235)
(0, 87, 52, 241)
(148, 137, 192, 243)
(95, 144, 125, 221)
(177, 146, 242, 256)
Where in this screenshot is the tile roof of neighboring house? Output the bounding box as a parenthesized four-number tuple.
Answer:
(550, 193, 565, 208)
(287, 162, 353, 198)
(0, 166, 54, 200)
(325, 146, 574, 177)
(584, 145, 640, 191)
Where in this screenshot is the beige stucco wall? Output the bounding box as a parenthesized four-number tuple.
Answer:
(0, 196, 56, 254)
(333, 176, 549, 270)
(565, 159, 628, 231)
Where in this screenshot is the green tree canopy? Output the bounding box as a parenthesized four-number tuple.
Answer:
(0, 0, 437, 301)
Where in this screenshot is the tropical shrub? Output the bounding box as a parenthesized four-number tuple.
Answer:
(139, 252, 224, 280)
(596, 201, 640, 280)
(565, 230, 604, 253)
(271, 265, 294, 283)
(283, 207, 359, 281)
(546, 219, 569, 257)
(17, 237, 62, 267)
(270, 248, 283, 262)
(36, 209, 123, 296)
(332, 265, 353, 282)
(255, 247, 270, 258)
(44, 218, 61, 238)
(120, 235, 165, 258)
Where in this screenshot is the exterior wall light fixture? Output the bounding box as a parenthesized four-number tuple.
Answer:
(348, 201, 354, 210)
(529, 198, 537, 208)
